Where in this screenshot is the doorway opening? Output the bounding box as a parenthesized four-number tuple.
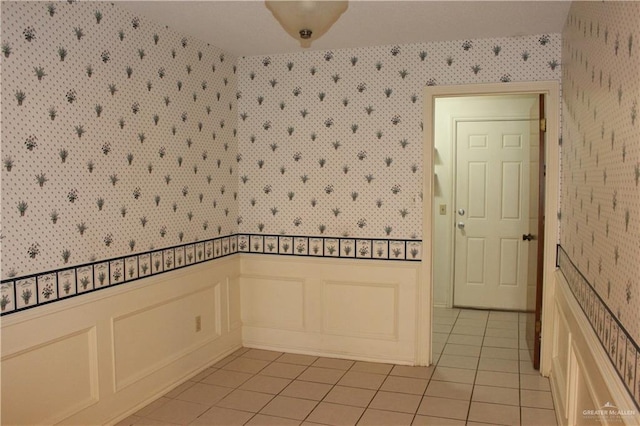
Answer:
(420, 82, 559, 374)
(433, 94, 541, 312)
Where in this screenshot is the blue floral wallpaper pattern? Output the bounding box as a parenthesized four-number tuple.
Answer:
(559, 1, 639, 409)
(236, 34, 561, 240)
(1, 1, 238, 311)
(0, 2, 563, 316)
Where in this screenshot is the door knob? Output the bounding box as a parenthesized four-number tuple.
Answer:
(457, 222, 465, 229)
(458, 208, 465, 216)
(522, 233, 534, 241)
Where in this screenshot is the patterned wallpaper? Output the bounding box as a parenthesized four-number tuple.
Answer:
(236, 34, 561, 240)
(0, 2, 238, 311)
(0, 3, 563, 314)
(559, 2, 639, 408)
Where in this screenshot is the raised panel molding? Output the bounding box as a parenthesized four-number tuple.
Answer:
(550, 271, 640, 425)
(240, 255, 419, 364)
(240, 275, 305, 331)
(112, 285, 221, 391)
(227, 277, 242, 332)
(0, 258, 242, 425)
(215, 281, 223, 337)
(0, 327, 99, 426)
(552, 301, 570, 420)
(322, 280, 398, 340)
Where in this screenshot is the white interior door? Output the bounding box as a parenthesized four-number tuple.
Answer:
(453, 119, 531, 310)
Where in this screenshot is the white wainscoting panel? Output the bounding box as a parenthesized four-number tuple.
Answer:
(227, 277, 242, 332)
(0, 328, 98, 425)
(550, 271, 640, 425)
(239, 255, 420, 364)
(552, 300, 571, 419)
(112, 285, 220, 391)
(0, 258, 241, 425)
(241, 275, 305, 330)
(322, 281, 398, 340)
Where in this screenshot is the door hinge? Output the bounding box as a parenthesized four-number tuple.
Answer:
(535, 320, 541, 334)
(539, 118, 547, 132)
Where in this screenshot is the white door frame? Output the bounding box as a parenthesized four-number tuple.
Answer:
(418, 82, 559, 376)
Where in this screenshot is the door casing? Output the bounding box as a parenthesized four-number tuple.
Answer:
(419, 82, 560, 375)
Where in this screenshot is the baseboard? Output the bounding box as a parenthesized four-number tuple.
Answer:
(241, 339, 414, 366)
(1, 259, 242, 426)
(239, 255, 421, 366)
(107, 335, 243, 426)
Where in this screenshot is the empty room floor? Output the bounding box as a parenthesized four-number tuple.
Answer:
(117, 308, 557, 425)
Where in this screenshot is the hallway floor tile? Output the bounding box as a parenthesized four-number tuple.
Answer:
(116, 309, 557, 425)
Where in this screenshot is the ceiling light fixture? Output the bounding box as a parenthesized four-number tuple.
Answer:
(265, 0, 348, 48)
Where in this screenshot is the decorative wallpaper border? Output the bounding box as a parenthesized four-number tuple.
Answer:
(0, 235, 239, 317)
(0, 234, 421, 316)
(236, 33, 561, 240)
(1, 1, 239, 279)
(557, 245, 640, 410)
(237, 234, 422, 261)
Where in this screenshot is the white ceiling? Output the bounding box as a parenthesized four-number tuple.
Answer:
(118, 0, 572, 57)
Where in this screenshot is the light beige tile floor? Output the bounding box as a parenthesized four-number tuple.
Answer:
(116, 309, 557, 425)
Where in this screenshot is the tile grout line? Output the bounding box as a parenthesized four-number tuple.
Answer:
(465, 310, 486, 424)
(246, 350, 349, 425)
(240, 351, 283, 426)
(297, 357, 351, 425)
(135, 310, 555, 426)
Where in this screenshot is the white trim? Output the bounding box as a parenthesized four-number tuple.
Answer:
(553, 270, 640, 425)
(240, 254, 420, 365)
(108, 340, 243, 426)
(422, 81, 560, 368)
(1, 257, 238, 328)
